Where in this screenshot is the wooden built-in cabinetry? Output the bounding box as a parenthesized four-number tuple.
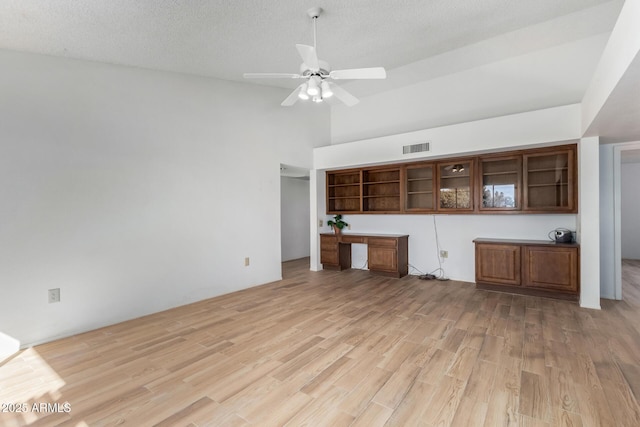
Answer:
(479, 156, 521, 211)
(405, 164, 435, 211)
(327, 170, 361, 213)
(474, 238, 579, 300)
(320, 233, 409, 278)
(524, 148, 575, 211)
(363, 168, 401, 212)
(326, 144, 577, 215)
(438, 160, 474, 211)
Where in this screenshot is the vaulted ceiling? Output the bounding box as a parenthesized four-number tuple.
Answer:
(0, 0, 621, 91)
(2, 1, 637, 143)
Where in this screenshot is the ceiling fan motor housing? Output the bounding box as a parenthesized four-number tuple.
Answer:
(300, 60, 330, 77)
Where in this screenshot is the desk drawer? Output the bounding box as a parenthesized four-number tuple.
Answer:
(368, 237, 397, 248)
(320, 235, 338, 249)
(341, 235, 366, 244)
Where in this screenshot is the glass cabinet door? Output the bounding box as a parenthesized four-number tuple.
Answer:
(480, 156, 521, 210)
(438, 161, 473, 210)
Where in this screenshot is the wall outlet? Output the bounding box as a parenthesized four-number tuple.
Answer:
(440, 250, 449, 259)
(48, 288, 60, 303)
(244, 257, 250, 266)
(319, 219, 323, 227)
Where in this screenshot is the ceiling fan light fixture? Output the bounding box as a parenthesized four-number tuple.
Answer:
(307, 78, 320, 96)
(298, 83, 310, 100)
(320, 81, 333, 98)
(312, 95, 323, 103)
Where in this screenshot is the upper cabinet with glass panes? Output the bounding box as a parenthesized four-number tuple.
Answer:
(437, 160, 474, 211)
(479, 156, 521, 211)
(325, 144, 577, 215)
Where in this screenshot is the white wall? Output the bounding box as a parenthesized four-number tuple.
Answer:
(578, 137, 601, 309)
(316, 104, 581, 170)
(621, 162, 640, 259)
(333, 34, 609, 144)
(0, 50, 329, 347)
(280, 177, 310, 261)
(599, 144, 617, 299)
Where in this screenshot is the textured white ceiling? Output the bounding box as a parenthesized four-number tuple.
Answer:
(0, 0, 619, 91)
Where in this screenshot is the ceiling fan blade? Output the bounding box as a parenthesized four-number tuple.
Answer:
(281, 84, 304, 107)
(243, 73, 302, 79)
(329, 67, 387, 80)
(296, 44, 320, 71)
(329, 82, 359, 107)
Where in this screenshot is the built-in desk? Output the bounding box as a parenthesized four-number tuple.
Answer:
(320, 233, 409, 278)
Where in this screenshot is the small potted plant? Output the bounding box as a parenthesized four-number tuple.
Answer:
(327, 214, 348, 235)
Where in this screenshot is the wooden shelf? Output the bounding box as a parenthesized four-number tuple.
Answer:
(328, 183, 360, 188)
(528, 167, 569, 173)
(441, 175, 470, 179)
(364, 180, 400, 185)
(483, 171, 518, 176)
(527, 183, 568, 188)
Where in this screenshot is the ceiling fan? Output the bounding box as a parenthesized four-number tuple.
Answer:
(243, 7, 386, 107)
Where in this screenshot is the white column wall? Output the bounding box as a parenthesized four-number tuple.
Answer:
(578, 137, 601, 309)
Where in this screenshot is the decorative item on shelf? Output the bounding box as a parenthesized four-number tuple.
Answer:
(327, 214, 348, 235)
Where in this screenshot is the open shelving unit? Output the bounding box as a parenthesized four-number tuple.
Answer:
(405, 164, 434, 211)
(524, 150, 573, 211)
(327, 170, 361, 213)
(325, 144, 577, 215)
(362, 168, 401, 212)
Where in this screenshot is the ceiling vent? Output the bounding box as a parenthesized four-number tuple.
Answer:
(403, 142, 430, 154)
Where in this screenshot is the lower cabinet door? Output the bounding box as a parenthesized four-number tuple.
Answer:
(523, 246, 578, 292)
(475, 243, 521, 286)
(368, 246, 397, 272)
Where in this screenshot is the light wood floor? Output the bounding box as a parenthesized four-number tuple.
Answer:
(2, 259, 640, 426)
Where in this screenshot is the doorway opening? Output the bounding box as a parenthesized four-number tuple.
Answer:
(280, 164, 311, 277)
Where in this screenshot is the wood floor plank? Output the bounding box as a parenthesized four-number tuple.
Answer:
(3, 257, 640, 426)
(519, 370, 551, 421)
(450, 396, 488, 427)
(421, 375, 467, 426)
(371, 361, 421, 409)
(351, 402, 393, 427)
(384, 379, 437, 426)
